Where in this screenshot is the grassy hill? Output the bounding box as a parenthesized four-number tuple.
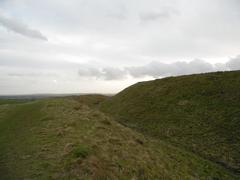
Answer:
(100, 71, 240, 175)
(0, 96, 237, 179)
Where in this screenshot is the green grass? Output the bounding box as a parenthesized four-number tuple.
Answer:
(0, 96, 237, 179)
(0, 100, 50, 179)
(72, 144, 90, 158)
(100, 71, 240, 175)
(0, 99, 31, 105)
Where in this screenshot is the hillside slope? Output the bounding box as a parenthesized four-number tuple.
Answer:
(0, 97, 237, 179)
(100, 71, 240, 174)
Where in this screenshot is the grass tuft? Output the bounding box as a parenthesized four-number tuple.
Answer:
(72, 145, 90, 158)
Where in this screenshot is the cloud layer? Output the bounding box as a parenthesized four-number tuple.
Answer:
(0, 13, 47, 41)
(78, 56, 240, 80)
(0, 0, 240, 94)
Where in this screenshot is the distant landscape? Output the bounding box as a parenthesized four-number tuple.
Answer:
(0, 93, 113, 100)
(0, 71, 239, 179)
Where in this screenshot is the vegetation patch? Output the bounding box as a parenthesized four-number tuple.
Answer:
(72, 144, 90, 158)
(0, 90, 239, 179)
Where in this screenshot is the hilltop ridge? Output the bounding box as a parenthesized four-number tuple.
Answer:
(100, 70, 240, 174)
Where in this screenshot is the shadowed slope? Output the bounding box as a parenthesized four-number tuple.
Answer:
(100, 71, 240, 174)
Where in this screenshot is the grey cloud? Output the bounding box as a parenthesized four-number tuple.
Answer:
(78, 66, 102, 78)
(0, 13, 47, 41)
(128, 58, 240, 78)
(139, 12, 171, 22)
(78, 66, 126, 80)
(78, 57, 240, 80)
(127, 60, 215, 78)
(102, 67, 126, 80)
(139, 7, 179, 22)
(127, 61, 170, 78)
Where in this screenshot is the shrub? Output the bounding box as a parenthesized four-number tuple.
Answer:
(72, 144, 90, 158)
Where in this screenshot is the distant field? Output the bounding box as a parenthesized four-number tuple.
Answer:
(0, 99, 32, 105)
(0, 96, 237, 179)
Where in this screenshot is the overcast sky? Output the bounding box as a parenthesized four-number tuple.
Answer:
(0, 0, 240, 95)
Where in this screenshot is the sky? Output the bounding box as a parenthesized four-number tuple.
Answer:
(0, 0, 240, 95)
